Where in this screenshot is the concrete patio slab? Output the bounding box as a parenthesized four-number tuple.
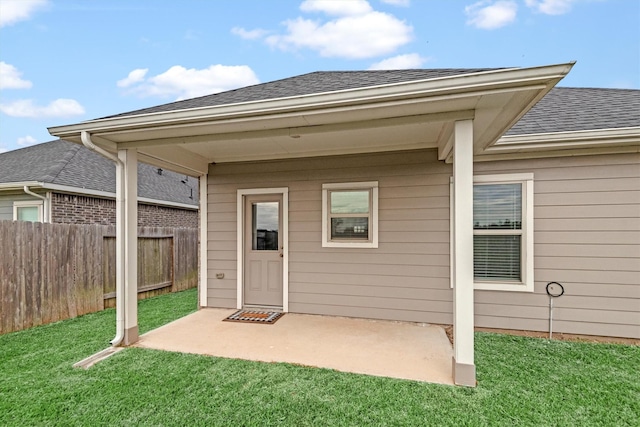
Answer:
(135, 308, 454, 385)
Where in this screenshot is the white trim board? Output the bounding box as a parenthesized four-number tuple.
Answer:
(236, 187, 289, 312)
(199, 174, 208, 308)
(449, 172, 535, 292)
(0, 181, 198, 210)
(321, 181, 379, 249)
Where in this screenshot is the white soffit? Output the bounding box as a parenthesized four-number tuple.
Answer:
(49, 63, 574, 170)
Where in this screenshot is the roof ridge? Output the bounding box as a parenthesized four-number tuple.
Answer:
(554, 86, 640, 91)
(44, 141, 83, 183)
(98, 71, 324, 120)
(307, 68, 503, 73)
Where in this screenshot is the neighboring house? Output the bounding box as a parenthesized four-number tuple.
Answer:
(49, 64, 640, 386)
(0, 139, 198, 227)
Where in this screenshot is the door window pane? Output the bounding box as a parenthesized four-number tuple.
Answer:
(331, 217, 369, 240)
(17, 206, 39, 222)
(252, 202, 278, 250)
(330, 191, 369, 214)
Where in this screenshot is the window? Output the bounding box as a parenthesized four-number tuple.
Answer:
(322, 182, 378, 248)
(473, 174, 533, 291)
(13, 201, 44, 223)
(451, 173, 534, 292)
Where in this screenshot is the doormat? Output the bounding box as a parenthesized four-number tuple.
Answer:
(223, 310, 285, 325)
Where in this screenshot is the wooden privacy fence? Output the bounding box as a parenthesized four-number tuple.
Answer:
(0, 221, 198, 334)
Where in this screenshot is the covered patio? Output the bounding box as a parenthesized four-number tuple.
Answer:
(50, 63, 574, 387)
(135, 309, 455, 385)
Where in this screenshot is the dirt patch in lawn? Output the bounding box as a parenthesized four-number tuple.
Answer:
(441, 325, 639, 346)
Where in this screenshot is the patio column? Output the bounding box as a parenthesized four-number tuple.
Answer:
(116, 148, 138, 345)
(199, 173, 208, 307)
(452, 119, 476, 387)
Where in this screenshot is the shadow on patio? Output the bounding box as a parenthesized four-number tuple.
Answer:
(135, 309, 454, 385)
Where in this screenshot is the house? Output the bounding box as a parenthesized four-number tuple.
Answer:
(48, 63, 640, 386)
(0, 139, 198, 227)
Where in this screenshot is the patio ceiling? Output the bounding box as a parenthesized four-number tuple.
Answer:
(49, 63, 574, 176)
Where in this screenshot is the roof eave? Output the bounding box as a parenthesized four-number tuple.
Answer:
(0, 181, 46, 191)
(476, 126, 640, 161)
(49, 63, 574, 140)
(0, 181, 198, 209)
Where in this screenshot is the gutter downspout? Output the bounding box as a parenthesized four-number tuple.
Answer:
(81, 131, 125, 347)
(23, 186, 48, 223)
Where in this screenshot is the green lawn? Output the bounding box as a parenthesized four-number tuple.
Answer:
(1, 288, 638, 426)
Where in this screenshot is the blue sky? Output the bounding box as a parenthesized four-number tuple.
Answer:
(0, 0, 638, 153)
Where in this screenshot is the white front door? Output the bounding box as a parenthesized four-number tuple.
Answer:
(243, 194, 283, 308)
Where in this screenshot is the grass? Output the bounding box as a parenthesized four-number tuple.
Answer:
(1, 288, 638, 426)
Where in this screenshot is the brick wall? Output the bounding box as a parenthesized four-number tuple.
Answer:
(138, 203, 198, 228)
(51, 193, 198, 228)
(51, 193, 116, 225)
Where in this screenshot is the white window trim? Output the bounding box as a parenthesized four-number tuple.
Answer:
(13, 200, 44, 222)
(450, 173, 534, 292)
(322, 181, 378, 249)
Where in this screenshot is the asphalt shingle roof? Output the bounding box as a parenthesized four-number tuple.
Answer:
(103, 69, 639, 136)
(104, 69, 503, 118)
(507, 87, 640, 135)
(0, 140, 198, 206)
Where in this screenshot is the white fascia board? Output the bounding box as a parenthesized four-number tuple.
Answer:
(0, 181, 197, 210)
(475, 127, 640, 161)
(48, 63, 574, 140)
(0, 181, 45, 191)
(136, 197, 199, 210)
(45, 183, 116, 199)
(493, 126, 640, 152)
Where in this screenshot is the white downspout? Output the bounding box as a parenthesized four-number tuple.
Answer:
(23, 186, 48, 223)
(81, 131, 125, 347)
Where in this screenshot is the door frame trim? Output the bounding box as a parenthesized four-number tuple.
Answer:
(237, 187, 289, 312)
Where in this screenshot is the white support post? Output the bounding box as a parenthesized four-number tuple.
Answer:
(119, 148, 138, 345)
(452, 119, 476, 387)
(199, 174, 208, 308)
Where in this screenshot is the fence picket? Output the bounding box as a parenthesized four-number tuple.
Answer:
(0, 221, 198, 334)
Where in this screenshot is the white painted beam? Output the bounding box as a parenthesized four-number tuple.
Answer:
(452, 119, 476, 387)
(199, 174, 208, 308)
(138, 145, 209, 175)
(119, 148, 139, 345)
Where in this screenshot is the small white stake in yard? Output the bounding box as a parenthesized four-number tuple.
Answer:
(546, 282, 565, 339)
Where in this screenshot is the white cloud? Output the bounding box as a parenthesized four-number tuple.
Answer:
(231, 27, 269, 40)
(525, 0, 576, 15)
(266, 12, 412, 59)
(0, 98, 85, 118)
(369, 53, 428, 70)
(0, 0, 48, 27)
(0, 147, 8, 153)
(380, 0, 410, 6)
(299, 0, 373, 16)
(0, 62, 33, 89)
(117, 68, 149, 88)
(465, 1, 517, 29)
(17, 135, 37, 147)
(120, 64, 260, 100)
(236, 1, 412, 59)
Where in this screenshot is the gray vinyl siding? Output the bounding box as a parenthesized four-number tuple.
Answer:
(207, 149, 640, 338)
(0, 192, 43, 221)
(207, 150, 454, 324)
(474, 153, 640, 339)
